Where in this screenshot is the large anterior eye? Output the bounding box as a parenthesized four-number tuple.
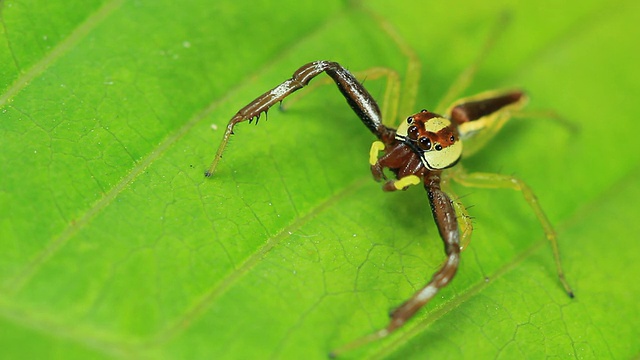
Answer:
(418, 136, 432, 150)
(408, 125, 419, 140)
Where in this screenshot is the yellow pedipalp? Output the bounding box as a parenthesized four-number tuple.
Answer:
(393, 175, 421, 190)
(369, 141, 386, 165)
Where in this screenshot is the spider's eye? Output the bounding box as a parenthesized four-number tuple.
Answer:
(406, 116, 413, 124)
(418, 136, 432, 150)
(407, 125, 419, 140)
(450, 135, 455, 142)
(421, 109, 428, 113)
(435, 144, 443, 151)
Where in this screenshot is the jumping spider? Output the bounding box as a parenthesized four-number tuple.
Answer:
(205, 14, 574, 357)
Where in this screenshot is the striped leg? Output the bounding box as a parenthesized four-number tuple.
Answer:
(205, 61, 393, 177)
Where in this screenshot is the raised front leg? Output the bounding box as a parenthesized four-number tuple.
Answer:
(206, 61, 394, 177)
(281, 67, 403, 128)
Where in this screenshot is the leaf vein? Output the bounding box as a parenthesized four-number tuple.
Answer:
(146, 177, 369, 348)
(0, 0, 125, 107)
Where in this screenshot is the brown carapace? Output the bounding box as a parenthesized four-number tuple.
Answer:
(205, 60, 574, 356)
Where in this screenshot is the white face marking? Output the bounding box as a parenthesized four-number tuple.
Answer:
(423, 143, 462, 169)
(424, 117, 450, 133)
(395, 117, 411, 139)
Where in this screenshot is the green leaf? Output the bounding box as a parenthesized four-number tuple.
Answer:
(1, 0, 639, 359)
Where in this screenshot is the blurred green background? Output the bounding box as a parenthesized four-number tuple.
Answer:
(1, 0, 638, 359)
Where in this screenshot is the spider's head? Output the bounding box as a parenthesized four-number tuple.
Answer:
(395, 110, 462, 170)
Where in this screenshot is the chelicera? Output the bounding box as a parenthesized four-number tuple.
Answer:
(205, 20, 574, 357)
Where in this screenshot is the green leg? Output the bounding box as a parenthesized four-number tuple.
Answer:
(435, 13, 510, 114)
(512, 109, 580, 133)
(450, 167, 574, 297)
(359, 5, 421, 122)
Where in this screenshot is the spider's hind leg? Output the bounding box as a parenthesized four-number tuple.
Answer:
(449, 167, 574, 298)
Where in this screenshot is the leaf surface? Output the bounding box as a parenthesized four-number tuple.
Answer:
(1, 0, 639, 359)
